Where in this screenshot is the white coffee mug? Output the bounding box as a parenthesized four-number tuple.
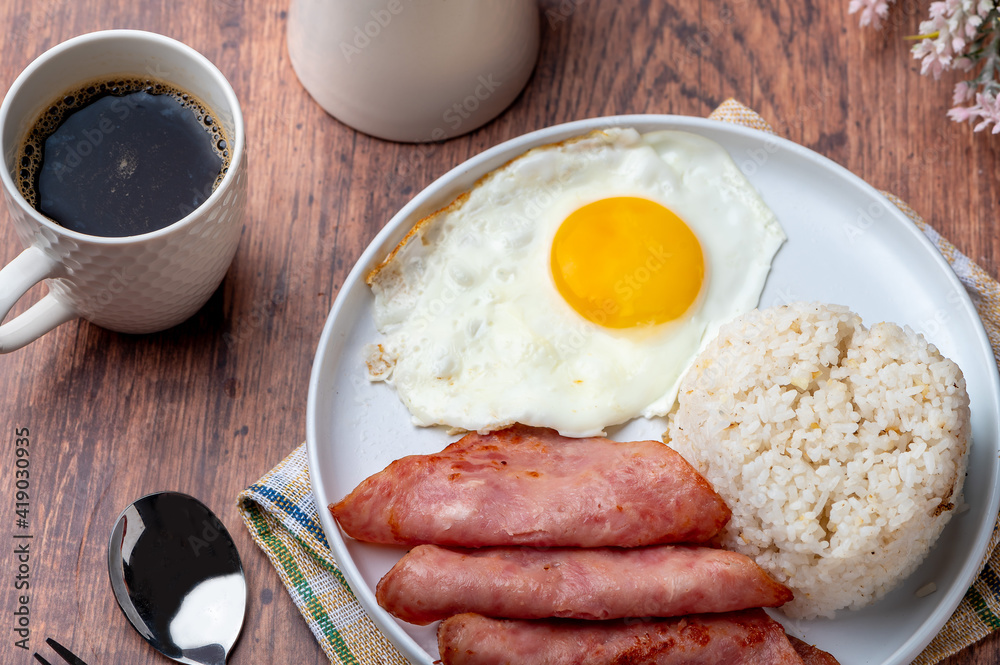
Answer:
(287, 0, 540, 142)
(0, 30, 247, 353)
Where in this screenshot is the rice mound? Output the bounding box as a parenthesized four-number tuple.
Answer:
(666, 302, 971, 619)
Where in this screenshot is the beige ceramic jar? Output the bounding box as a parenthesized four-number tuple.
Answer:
(287, 0, 540, 142)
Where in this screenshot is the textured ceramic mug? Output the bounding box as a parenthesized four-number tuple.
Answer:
(287, 0, 540, 142)
(0, 30, 247, 353)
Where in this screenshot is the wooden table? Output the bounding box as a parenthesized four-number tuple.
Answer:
(0, 1, 997, 663)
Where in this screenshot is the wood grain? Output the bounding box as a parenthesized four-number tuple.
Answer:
(0, 0, 996, 663)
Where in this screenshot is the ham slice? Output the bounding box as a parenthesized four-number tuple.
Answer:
(376, 544, 793, 625)
(331, 425, 730, 547)
(437, 610, 808, 665)
(789, 637, 841, 665)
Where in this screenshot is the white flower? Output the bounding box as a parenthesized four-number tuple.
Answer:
(913, 37, 953, 78)
(849, 0, 893, 28)
(855, 0, 1000, 134)
(953, 80, 976, 104)
(971, 91, 1000, 131)
(912, 1, 993, 79)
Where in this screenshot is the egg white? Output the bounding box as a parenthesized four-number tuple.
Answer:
(365, 127, 785, 437)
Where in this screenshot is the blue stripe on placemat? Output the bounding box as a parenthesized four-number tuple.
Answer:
(247, 483, 330, 548)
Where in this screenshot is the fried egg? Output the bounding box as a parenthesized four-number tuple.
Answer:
(365, 128, 785, 437)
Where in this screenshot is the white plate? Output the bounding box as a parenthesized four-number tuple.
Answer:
(307, 115, 1000, 665)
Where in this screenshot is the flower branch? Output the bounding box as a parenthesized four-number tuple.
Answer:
(852, 0, 1000, 132)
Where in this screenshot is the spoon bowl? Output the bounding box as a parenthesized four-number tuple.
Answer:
(108, 491, 247, 665)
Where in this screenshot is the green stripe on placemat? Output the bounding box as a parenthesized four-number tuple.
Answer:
(967, 585, 1000, 631)
(243, 501, 359, 665)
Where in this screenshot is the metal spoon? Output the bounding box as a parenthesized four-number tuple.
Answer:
(108, 491, 247, 665)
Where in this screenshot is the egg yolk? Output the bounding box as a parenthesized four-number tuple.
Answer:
(550, 197, 704, 328)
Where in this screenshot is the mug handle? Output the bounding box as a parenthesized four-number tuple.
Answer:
(0, 245, 77, 353)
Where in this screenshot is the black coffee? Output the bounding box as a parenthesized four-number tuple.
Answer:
(16, 78, 230, 237)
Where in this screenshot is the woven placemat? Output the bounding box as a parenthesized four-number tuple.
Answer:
(237, 99, 1000, 665)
